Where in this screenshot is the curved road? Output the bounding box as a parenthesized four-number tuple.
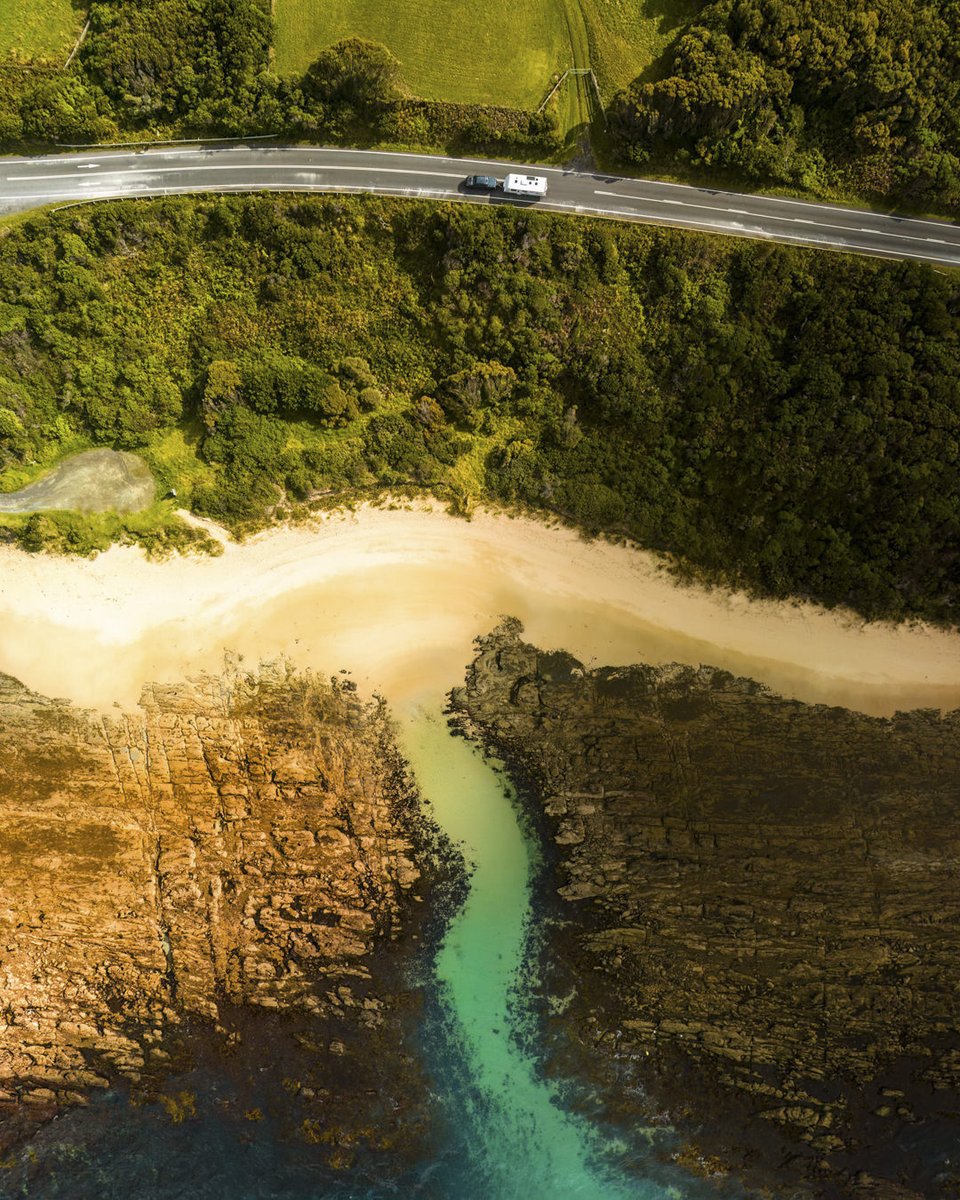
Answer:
(2, 143, 960, 265)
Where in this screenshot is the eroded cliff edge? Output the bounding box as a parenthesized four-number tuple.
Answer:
(452, 621, 960, 1199)
(0, 662, 451, 1172)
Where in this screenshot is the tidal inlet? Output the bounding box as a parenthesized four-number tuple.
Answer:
(0, 160, 958, 1200)
(0, 498, 957, 1200)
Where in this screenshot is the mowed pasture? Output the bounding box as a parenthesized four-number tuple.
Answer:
(0, 0, 85, 62)
(274, 0, 572, 109)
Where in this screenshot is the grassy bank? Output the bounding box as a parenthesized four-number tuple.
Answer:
(0, 503, 221, 557)
(579, 0, 702, 100)
(0, 193, 957, 624)
(272, 0, 702, 110)
(275, 0, 570, 109)
(0, 0, 85, 62)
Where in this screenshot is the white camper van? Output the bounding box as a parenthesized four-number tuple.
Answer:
(502, 173, 548, 199)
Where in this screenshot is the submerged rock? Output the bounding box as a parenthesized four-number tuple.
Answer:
(0, 662, 448, 1169)
(452, 620, 960, 1198)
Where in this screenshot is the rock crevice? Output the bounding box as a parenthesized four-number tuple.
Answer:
(453, 621, 960, 1198)
(0, 662, 443, 1163)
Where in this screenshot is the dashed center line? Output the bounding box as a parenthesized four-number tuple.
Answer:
(592, 189, 960, 248)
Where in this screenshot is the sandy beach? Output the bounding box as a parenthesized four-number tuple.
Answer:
(0, 501, 957, 715)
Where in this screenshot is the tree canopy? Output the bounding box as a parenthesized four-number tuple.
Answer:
(0, 1, 559, 160)
(0, 195, 957, 624)
(613, 0, 960, 211)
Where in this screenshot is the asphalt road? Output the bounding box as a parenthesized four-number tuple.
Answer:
(2, 143, 960, 266)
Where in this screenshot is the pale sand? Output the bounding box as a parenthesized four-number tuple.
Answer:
(0, 501, 957, 716)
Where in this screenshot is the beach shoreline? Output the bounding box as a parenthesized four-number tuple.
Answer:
(0, 499, 956, 715)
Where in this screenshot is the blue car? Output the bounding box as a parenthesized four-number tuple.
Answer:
(464, 175, 499, 191)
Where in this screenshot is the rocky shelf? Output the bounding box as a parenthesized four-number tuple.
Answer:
(452, 620, 960, 1199)
(0, 661, 452, 1171)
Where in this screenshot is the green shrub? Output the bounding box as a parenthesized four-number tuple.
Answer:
(611, 0, 960, 211)
(1, 194, 958, 622)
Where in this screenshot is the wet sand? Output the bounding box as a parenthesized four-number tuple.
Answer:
(0, 501, 957, 714)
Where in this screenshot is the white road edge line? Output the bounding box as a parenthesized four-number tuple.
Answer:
(594, 190, 960, 248)
(6, 179, 958, 265)
(5, 164, 466, 182)
(2, 142, 958, 233)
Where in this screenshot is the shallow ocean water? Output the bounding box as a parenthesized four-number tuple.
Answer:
(1, 509, 958, 1197)
(398, 704, 694, 1200)
(2, 703, 739, 1200)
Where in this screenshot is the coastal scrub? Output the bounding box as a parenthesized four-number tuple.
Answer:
(0, 194, 957, 623)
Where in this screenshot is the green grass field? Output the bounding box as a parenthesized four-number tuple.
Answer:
(580, 0, 704, 98)
(0, 0, 85, 63)
(274, 0, 573, 108)
(274, 0, 699, 116)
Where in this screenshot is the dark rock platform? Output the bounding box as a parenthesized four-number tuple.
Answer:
(453, 620, 960, 1198)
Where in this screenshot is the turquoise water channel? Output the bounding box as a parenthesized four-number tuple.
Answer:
(4, 700, 731, 1200)
(398, 703, 688, 1200)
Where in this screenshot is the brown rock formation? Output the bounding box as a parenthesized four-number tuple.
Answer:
(453, 621, 960, 1198)
(0, 661, 446, 1164)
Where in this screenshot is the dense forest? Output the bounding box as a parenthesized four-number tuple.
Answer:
(613, 0, 960, 212)
(0, 0, 559, 159)
(0, 195, 957, 623)
(4, 0, 960, 210)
